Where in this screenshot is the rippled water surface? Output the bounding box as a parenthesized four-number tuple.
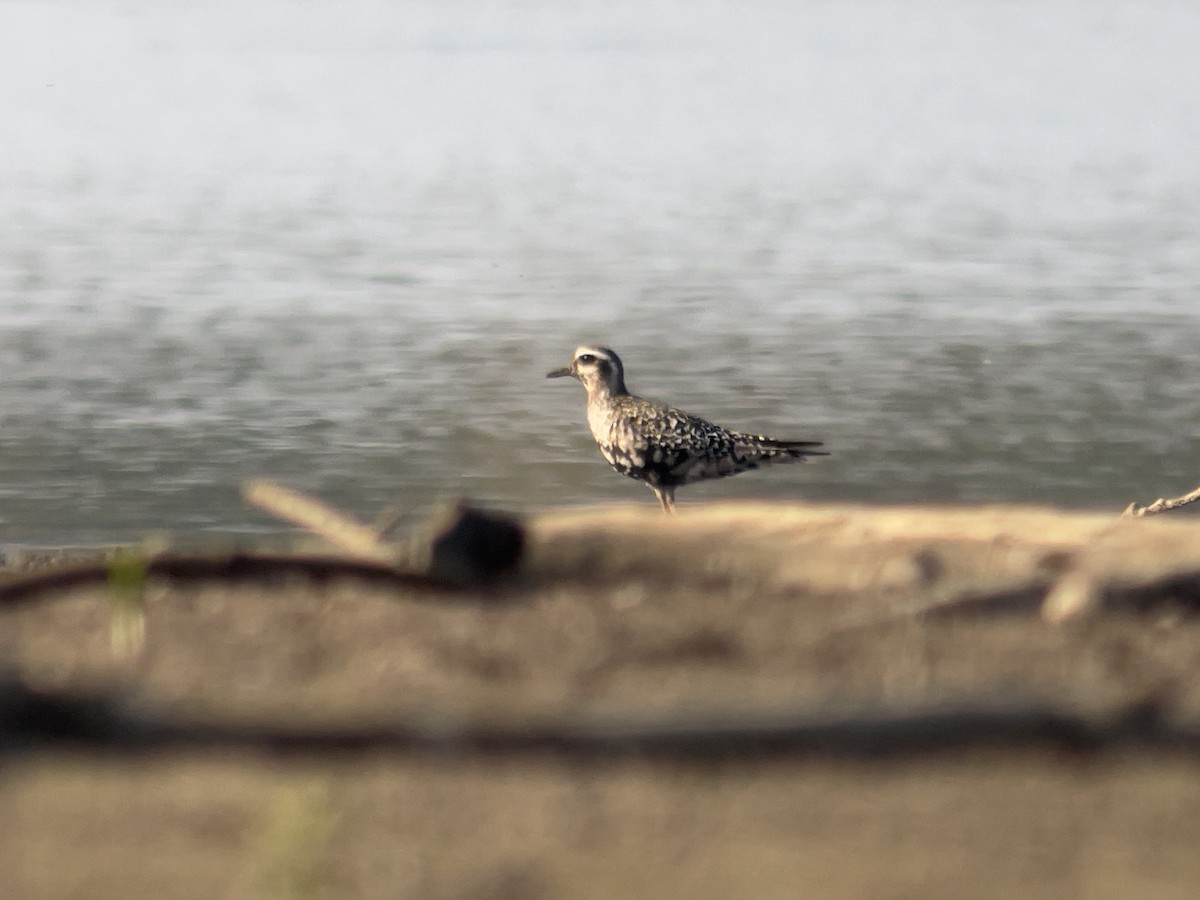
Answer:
(2, 1, 1199, 544)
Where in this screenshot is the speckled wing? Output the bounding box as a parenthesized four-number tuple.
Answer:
(603, 397, 823, 488)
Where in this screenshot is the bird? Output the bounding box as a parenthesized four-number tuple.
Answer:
(547, 345, 827, 513)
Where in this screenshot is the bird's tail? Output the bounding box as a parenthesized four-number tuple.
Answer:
(741, 435, 829, 460)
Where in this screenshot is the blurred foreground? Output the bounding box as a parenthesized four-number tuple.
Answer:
(4, 500, 1200, 898)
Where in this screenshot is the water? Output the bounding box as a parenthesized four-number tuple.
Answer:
(2, 1, 1199, 544)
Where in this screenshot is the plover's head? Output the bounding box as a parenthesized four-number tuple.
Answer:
(546, 345, 627, 396)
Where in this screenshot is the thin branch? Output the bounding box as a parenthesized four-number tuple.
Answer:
(0, 678, 1191, 761)
(0, 552, 460, 609)
(1124, 485, 1200, 518)
(243, 479, 396, 560)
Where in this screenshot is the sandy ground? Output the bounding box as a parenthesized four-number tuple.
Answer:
(4, 502, 1200, 899)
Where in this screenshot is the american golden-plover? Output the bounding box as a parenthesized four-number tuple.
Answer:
(547, 345, 827, 512)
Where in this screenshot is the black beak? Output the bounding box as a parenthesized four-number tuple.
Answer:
(546, 366, 574, 379)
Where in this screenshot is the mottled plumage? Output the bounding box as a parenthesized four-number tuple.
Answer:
(547, 345, 827, 512)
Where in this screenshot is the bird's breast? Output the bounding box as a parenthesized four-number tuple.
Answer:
(585, 401, 614, 445)
(588, 404, 648, 473)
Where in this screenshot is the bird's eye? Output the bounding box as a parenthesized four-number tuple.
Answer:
(578, 354, 596, 364)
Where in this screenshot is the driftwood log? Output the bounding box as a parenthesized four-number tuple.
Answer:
(3, 493, 1200, 624)
(4, 489, 1200, 760)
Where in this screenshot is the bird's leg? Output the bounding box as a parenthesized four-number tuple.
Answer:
(652, 485, 676, 514)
